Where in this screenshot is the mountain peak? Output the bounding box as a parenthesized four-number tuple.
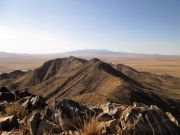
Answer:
(89, 58, 101, 63)
(1, 56, 180, 122)
(65, 56, 87, 63)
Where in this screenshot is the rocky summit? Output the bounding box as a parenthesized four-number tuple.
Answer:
(0, 56, 180, 135)
(0, 86, 179, 135)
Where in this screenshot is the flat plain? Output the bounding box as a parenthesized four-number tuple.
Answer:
(103, 57, 180, 78)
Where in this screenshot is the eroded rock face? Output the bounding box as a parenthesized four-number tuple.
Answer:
(120, 104, 180, 135)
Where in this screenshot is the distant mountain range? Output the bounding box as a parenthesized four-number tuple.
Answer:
(59, 49, 180, 59)
(0, 49, 180, 59)
(60, 49, 128, 56)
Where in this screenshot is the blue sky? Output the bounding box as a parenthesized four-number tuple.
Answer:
(0, 0, 179, 54)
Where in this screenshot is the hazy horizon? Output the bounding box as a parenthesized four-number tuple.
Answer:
(0, 0, 180, 55)
(1, 49, 180, 57)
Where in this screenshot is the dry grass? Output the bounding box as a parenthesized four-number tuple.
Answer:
(78, 117, 103, 135)
(9, 116, 30, 135)
(3, 103, 28, 119)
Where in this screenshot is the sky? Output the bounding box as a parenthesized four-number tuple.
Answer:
(0, 0, 179, 55)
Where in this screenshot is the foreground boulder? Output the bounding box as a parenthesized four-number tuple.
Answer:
(52, 99, 91, 131)
(120, 104, 180, 135)
(22, 95, 46, 112)
(0, 115, 18, 131)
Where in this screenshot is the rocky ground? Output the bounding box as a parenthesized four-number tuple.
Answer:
(0, 86, 180, 135)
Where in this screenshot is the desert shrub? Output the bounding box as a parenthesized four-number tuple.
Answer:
(79, 117, 102, 135)
(4, 103, 28, 119)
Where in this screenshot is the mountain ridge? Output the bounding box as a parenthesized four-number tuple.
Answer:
(0, 56, 180, 122)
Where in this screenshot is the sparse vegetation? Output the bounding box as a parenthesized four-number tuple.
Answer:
(3, 103, 28, 119)
(79, 118, 103, 135)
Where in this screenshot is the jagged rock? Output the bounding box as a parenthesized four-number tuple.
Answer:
(97, 113, 113, 122)
(0, 86, 10, 93)
(14, 90, 32, 99)
(90, 107, 103, 116)
(101, 119, 121, 134)
(37, 119, 62, 134)
(31, 96, 44, 106)
(43, 107, 53, 121)
(0, 115, 18, 131)
(101, 102, 122, 114)
(166, 112, 179, 126)
(52, 99, 91, 131)
(101, 102, 127, 119)
(120, 104, 180, 135)
(28, 111, 41, 135)
(22, 95, 46, 112)
(22, 97, 30, 107)
(0, 92, 15, 102)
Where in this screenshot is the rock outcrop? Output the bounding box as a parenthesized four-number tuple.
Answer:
(52, 99, 91, 131)
(38, 100, 180, 135)
(0, 87, 179, 135)
(21, 95, 46, 112)
(120, 104, 180, 135)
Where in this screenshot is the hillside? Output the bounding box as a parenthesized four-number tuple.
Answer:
(0, 56, 180, 121)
